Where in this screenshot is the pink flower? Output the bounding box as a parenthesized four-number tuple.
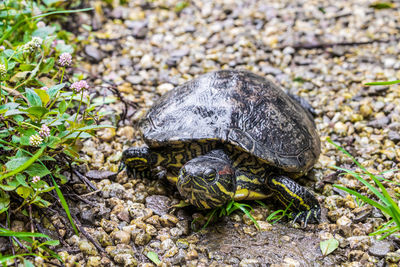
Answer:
(39, 124, 50, 138)
(0, 46, 5, 51)
(58, 52, 72, 66)
(32, 176, 40, 183)
(71, 80, 89, 93)
(41, 86, 48, 90)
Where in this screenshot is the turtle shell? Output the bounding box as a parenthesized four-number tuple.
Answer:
(141, 70, 320, 173)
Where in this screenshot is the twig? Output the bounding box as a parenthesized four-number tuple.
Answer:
(79, 189, 101, 197)
(28, 204, 35, 243)
(70, 213, 106, 255)
(72, 169, 98, 191)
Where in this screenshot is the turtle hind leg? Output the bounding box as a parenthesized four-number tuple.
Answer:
(266, 175, 321, 225)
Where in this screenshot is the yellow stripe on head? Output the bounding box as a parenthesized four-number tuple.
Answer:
(125, 157, 148, 163)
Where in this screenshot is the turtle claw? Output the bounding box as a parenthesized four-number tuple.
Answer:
(291, 205, 321, 227)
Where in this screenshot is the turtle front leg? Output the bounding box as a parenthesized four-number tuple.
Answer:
(177, 149, 237, 209)
(120, 146, 155, 178)
(266, 175, 320, 225)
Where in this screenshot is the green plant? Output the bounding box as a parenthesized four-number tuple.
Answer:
(0, 228, 61, 264)
(192, 200, 261, 230)
(266, 200, 293, 224)
(328, 138, 400, 239)
(0, 0, 111, 264)
(365, 80, 400, 86)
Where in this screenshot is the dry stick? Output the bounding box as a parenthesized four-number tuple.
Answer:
(70, 213, 106, 255)
(72, 169, 98, 191)
(64, 192, 95, 206)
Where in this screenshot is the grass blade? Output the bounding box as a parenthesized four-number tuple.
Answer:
(365, 80, 400, 86)
(0, 146, 46, 181)
(333, 185, 388, 213)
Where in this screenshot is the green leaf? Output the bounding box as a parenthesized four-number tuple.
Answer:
(26, 88, 42, 107)
(76, 124, 114, 131)
(24, 163, 51, 177)
(59, 100, 67, 113)
(16, 173, 28, 187)
(175, 1, 189, 12)
(5, 156, 31, 171)
(4, 109, 27, 117)
(0, 228, 51, 239)
(320, 238, 339, 256)
(41, 57, 55, 73)
(34, 88, 50, 105)
(369, 2, 395, 9)
(0, 146, 46, 181)
(20, 128, 37, 146)
(0, 254, 37, 264)
(10, 71, 30, 83)
(55, 42, 73, 54)
(19, 63, 36, 71)
(51, 176, 79, 235)
(16, 186, 33, 199)
(47, 83, 66, 98)
(146, 251, 161, 265)
(32, 26, 56, 39)
(32, 196, 51, 208)
(0, 191, 10, 214)
(26, 106, 49, 118)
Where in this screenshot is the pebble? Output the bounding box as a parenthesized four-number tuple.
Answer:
(368, 240, 393, 258)
(145, 195, 172, 216)
(134, 232, 151, 246)
(102, 183, 127, 199)
(116, 126, 135, 140)
(126, 75, 144, 85)
(239, 258, 260, 267)
(159, 214, 179, 227)
(86, 256, 102, 267)
(385, 251, 400, 263)
(79, 240, 98, 256)
(84, 45, 105, 62)
(114, 253, 138, 266)
(111, 230, 131, 245)
(63, 0, 400, 265)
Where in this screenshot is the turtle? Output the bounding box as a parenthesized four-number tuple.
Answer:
(120, 70, 321, 224)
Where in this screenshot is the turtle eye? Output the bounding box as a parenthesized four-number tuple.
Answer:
(203, 168, 216, 181)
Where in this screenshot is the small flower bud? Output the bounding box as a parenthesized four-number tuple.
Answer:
(32, 176, 40, 183)
(0, 64, 6, 78)
(58, 52, 72, 66)
(39, 124, 50, 138)
(71, 80, 90, 93)
(29, 134, 43, 147)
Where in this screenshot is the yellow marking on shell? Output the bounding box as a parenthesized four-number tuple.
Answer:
(232, 153, 249, 167)
(271, 179, 310, 210)
(234, 188, 270, 201)
(125, 157, 148, 163)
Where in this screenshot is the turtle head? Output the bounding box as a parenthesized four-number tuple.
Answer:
(177, 154, 236, 209)
(120, 146, 155, 177)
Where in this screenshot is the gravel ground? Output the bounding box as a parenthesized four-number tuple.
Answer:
(43, 0, 400, 266)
